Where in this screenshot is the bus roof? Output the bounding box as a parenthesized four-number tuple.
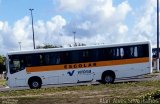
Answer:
(7, 41, 151, 56)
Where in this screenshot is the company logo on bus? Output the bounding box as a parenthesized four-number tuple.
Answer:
(67, 70, 75, 76)
(78, 70, 91, 74)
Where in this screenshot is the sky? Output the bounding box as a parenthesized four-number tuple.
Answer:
(0, 0, 158, 55)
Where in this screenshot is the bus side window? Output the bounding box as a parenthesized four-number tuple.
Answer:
(59, 52, 70, 64)
(39, 54, 44, 65)
(106, 48, 111, 59)
(123, 46, 131, 59)
(51, 53, 58, 65)
(20, 59, 25, 70)
(115, 48, 121, 59)
(98, 48, 106, 61)
(26, 55, 32, 66)
(10, 59, 21, 74)
(112, 48, 118, 59)
(120, 48, 124, 58)
(79, 50, 85, 62)
(137, 46, 143, 57)
(61, 52, 70, 64)
(49, 53, 61, 65)
(44, 54, 50, 65)
(81, 50, 93, 62)
(130, 47, 134, 58)
(14, 60, 20, 71)
(142, 44, 149, 57)
(134, 47, 138, 57)
(56, 55, 61, 64)
(71, 51, 79, 63)
(9, 55, 24, 74)
(137, 44, 149, 58)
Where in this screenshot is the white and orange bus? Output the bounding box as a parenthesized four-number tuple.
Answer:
(6, 41, 152, 89)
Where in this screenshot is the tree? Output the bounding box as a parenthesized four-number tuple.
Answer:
(0, 55, 6, 74)
(68, 43, 86, 47)
(36, 43, 63, 49)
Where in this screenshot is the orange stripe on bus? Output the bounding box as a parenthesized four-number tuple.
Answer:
(26, 57, 149, 73)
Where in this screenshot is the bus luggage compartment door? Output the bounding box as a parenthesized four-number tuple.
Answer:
(60, 70, 77, 84)
(77, 69, 93, 82)
(15, 78, 26, 87)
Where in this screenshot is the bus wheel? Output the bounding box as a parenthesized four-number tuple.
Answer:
(28, 77, 42, 89)
(102, 71, 115, 84)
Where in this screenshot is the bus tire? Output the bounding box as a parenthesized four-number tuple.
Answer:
(101, 71, 115, 84)
(28, 77, 42, 89)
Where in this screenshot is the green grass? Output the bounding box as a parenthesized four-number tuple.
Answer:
(1, 77, 160, 103)
(0, 80, 160, 103)
(0, 79, 6, 87)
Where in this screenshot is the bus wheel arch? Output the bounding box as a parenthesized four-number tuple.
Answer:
(101, 70, 115, 84)
(28, 76, 42, 89)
